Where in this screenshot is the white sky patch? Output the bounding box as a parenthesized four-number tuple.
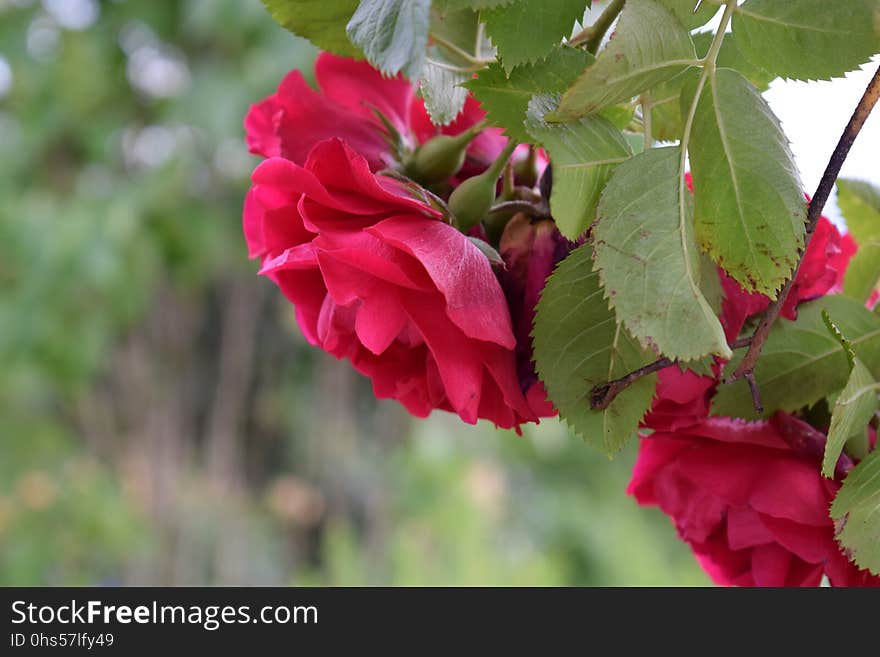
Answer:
(0, 55, 12, 99)
(764, 58, 880, 228)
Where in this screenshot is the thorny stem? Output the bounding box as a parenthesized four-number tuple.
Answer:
(569, 0, 626, 53)
(590, 337, 752, 411)
(725, 64, 880, 410)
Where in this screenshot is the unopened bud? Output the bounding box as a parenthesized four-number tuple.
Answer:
(513, 145, 539, 188)
(448, 141, 517, 232)
(405, 122, 485, 185)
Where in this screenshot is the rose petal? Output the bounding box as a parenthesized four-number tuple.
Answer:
(369, 216, 516, 348)
(401, 290, 486, 424)
(272, 70, 393, 170)
(315, 52, 413, 137)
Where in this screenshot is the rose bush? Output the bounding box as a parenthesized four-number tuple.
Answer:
(242, 45, 879, 585)
(628, 217, 878, 587)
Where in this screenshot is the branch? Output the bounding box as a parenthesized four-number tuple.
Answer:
(724, 64, 880, 406)
(590, 337, 752, 410)
(569, 0, 626, 53)
(488, 199, 550, 219)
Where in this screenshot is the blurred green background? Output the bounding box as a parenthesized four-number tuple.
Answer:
(0, 0, 707, 586)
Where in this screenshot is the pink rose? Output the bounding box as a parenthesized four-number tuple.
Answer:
(628, 413, 879, 587)
(244, 53, 505, 174)
(244, 137, 538, 429)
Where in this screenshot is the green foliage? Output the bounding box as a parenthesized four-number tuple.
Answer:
(825, 359, 877, 477)
(433, 0, 513, 10)
(714, 296, 880, 419)
(651, 32, 777, 143)
(822, 313, 879, 477)
(831, 449, 880, 576)
(421, 7, 483, 123)
(261, 0, 361, 56)
(465, 47, 593, 143)
(524, 95, 631, 239)
(301, 417, 709, 585)
(532, 245, 658, 455)
(708, 33, 776, 91)
(732, 0, 880, 81)
(419, 64, 469, 125)
(657, 0, 718, 30)
(551, 0, 696, 121)
(483, 0, 589, 72)
(593, 147, 731, 361)
(346, 0, 431, 79)
(647, 69, 700, 143)
(687, 68, 806, 296)
(838, 179, 880, 304)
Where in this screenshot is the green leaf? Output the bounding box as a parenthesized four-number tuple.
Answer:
(733, 0, 880, 81)
(419, 63, 469, 125)
(261, 0, 361, 57)
(687, 67, 806, 296)
(433, 0, 513, 10)
(647, 68, 699, 143)
(714, 296, 880, 419)
(465, 47, 594, 143)
(524, 94, 631, 240)
(650, 32, 776, 143)
(346, 0, 432, 79)
(484, 0, 589, 72)
(657, 0, 718, 30)
(839, 179, 880, 304)
(532, 243, 658, 454)
(694, 31, 775, 90)
(822, 312, 879, 477)
(599, 105, 636, 131)
(824, 360, 878, 478)
(551, 0, 696, 121)
(831, 449, 880, 576)
(420, 6, 489, 124)
(429, 6, 484, 60)
(593, 146, 731, 361)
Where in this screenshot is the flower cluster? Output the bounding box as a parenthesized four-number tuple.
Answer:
(243, 54, 555, 429)
(243, 55, 877, 586)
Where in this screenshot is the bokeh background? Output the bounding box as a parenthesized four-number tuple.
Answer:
(0, 0, 718, 586)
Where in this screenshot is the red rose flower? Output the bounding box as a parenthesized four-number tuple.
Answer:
(629, 413, 879, 587)
(244, 53, 505, 173)
(244, 138, 538, 429)
(498, 213, 573, 418)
